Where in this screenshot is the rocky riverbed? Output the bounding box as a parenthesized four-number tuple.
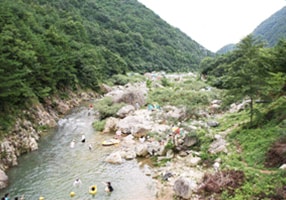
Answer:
(0, 73, 245, 199)
(96, 78, 240, 199)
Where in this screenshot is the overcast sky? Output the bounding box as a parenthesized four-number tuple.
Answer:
(137, 0, 286, 52)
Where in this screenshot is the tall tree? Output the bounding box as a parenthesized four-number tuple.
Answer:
(223, 35, 271, 125)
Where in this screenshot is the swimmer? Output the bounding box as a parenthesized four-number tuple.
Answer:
(139, 135, 145, 143)
(103, 182, 113, 193)
(81, 134, 86, 143)
(70, 139, 75, 148)
(90, 186, 96, 191)
(73, 178, 82, 187)
(4, 193, 10, 200)
(88, 143, 92, 151)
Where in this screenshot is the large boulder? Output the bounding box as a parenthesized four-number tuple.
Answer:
(117, 115, 152, 136)
(105, 82, 148, 106)
(102, 117, 120, 134)
(173, 177, 197, 199)
(116, 105, 135, 118)
(0, 170, 8, 189)
(135, 143, 148, 157)
(105, 152, 123, 164)
(209, 137, 228, 154)
(161, 105, 186, 121)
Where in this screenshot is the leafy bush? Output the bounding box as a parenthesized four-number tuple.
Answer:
(94, 97, 125, 119)
(161, 77, 173, 87)
(107, 73, 146, 86)
(92, 120, 106, 132)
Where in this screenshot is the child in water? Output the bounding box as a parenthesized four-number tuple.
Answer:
(104, 182, 113, 193)
(81, 134, 86, 143)
(73, 178, 82, 187)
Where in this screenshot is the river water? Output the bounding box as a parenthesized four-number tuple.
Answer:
(0, 106, 156, 200)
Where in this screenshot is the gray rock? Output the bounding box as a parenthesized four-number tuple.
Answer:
(173, 177, 197, 199)
(105, 152, 123, 164)
(207, 121, 220, 127)
(116, 105, 135, 118)
(0, 170, 8, 189)
(135, 143, 148, 157)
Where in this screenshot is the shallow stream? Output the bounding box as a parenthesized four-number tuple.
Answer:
(0, 106, 156, 200)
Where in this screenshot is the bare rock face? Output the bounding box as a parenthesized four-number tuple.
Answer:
(0, 170, 8, 189)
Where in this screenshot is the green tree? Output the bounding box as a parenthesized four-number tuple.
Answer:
(223, 35, 271, 125)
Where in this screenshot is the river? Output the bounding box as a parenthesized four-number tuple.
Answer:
(0, 106, 156, 200)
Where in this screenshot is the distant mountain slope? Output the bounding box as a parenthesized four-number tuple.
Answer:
(216, 6, 286, 54)
(252, 6, 286, 47)
(216, 43, 236, 54)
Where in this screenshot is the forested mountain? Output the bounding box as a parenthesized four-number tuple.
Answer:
(0, 0, 212, 113)
(253, 6, 286, 47)
(216, 43, 235, 54)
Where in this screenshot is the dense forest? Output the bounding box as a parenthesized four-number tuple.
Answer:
(0, 0, 212, 121)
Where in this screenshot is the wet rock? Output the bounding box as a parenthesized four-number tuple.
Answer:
(0, 170, 8, 189)
(105, 152, 123, 164)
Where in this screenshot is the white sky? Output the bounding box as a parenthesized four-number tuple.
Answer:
(137, 0, 286, 52)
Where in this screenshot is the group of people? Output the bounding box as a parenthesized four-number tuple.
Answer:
(1, 193, 24, 200)
(70, 133, 90, 148)
(70, 104, 113, 196)
(73, 178, 113, 193)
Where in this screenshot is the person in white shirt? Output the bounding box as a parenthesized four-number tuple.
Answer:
(81, 134, 86, 143)
(88, 143, 92, 151)
(70, 139, 75, 148)
(73, 178, 82, 187)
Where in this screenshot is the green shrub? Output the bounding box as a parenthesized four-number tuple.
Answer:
(92, 120, 106, 132)
(108, 73, 146, 86)
(161, 77, 173, 87)
(94, 97, 126, 119)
